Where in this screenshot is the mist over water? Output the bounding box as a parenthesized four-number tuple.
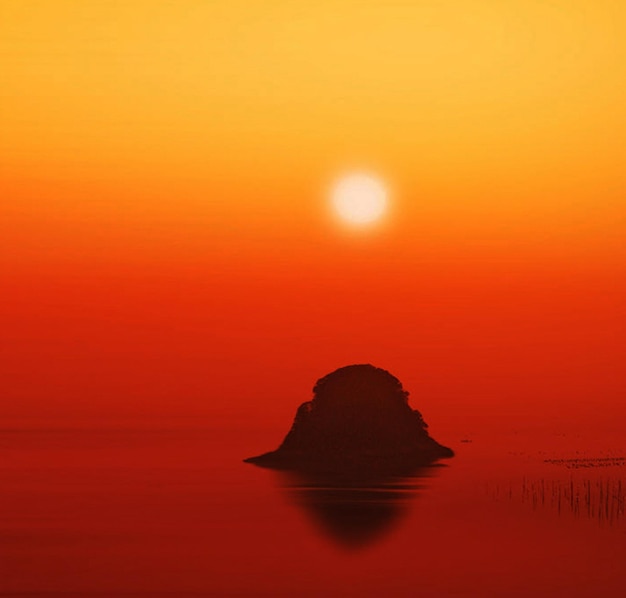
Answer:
(2, 417, 625, 597)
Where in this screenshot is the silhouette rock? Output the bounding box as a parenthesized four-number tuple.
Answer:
(245, 364, 453, 475)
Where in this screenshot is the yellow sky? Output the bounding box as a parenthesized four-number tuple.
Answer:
(2, 0, 625, 266)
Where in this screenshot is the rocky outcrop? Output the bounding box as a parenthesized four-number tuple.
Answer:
(245, 364, 453, 475)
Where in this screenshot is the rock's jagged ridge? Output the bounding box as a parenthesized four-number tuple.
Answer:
(245, 364, 453, 474)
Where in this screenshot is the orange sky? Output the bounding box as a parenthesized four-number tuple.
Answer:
(1, 1, 625, 431)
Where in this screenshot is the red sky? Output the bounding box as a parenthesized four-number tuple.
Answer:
(2, 1, 625, 433)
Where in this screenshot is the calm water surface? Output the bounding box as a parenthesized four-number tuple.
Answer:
(1, 422, 625, 597)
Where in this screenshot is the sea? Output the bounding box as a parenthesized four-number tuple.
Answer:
(2, 418, 625, 597)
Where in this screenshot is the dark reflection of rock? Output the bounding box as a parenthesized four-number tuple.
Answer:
(277, 467, 443, 549)
(245, 364, 453, 475)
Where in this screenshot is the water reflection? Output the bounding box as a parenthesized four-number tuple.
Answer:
(487, 476, 626, 528)
(276, 466, 445, 549)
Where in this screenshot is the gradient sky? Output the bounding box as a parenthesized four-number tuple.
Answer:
(2, 1, 625, 432)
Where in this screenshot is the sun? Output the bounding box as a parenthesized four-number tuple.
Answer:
(331, 173, 389, 225)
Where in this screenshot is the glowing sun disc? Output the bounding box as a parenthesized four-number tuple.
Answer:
(331, 173, 388, 225)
